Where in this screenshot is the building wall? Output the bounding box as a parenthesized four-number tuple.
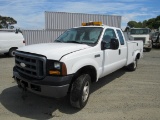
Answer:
(23, 12, 122, 45)
(45, 12, 121, 30)
(22, 30, 64, 45)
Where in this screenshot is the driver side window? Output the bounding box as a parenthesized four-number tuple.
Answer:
(102, 28, 117, 49)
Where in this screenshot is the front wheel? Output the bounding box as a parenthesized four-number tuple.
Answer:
(127, 58, 138, 71)
(9, 48, 17, 57)
(69, 74, 91, 109)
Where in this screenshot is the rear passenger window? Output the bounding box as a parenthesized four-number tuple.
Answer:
(116, 29, 124, 45)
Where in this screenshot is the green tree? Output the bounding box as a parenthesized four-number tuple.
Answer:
(127, 15, 160, 29)
(136, 22, 143, 28)
(142, 20, 147, 27)
(155, 15, 160, 21)
(153, 15, 160, 29)
(127, 21, 143, 28)
(127, 21, 137, 28)
(0, 15, 17, 29)
(146, 18, 155, 28)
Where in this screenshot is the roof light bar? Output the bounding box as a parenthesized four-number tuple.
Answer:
(82, 21, 102, 26)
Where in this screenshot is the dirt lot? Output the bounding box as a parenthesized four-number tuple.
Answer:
(0, 49, 160, 120)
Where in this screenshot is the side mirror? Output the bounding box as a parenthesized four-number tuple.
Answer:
(110, 38, 119, 50)
(101, 38, 119, 50)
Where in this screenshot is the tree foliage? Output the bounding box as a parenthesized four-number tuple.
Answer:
(0, 15, 17, 29)
(127, 15, 160, 29)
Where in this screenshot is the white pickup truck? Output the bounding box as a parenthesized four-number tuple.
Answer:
(13, 22, 143, 109)
(0, 29, 25, 56)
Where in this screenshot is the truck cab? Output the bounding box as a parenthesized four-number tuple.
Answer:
(130, 28, 152, 52)
(13, 22, 143, 109)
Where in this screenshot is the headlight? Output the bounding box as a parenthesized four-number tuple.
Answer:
(47, 60, 67, 76)
(54, 62, 61, 70)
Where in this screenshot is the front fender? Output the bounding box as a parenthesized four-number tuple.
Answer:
(71, 58, 99, 80)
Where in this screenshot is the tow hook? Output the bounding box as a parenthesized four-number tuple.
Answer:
(21, 82, 27, 91)
(14, 77, 27, 91)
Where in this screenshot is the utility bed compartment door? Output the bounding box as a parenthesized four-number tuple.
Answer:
(126, 41, 143, 65)
(126, 42, 135, 65)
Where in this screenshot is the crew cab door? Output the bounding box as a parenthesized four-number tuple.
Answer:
(100, 28, 127, 77)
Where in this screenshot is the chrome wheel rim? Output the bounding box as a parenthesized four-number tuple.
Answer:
(12, 51, 15, 56)
(82, 81, 89, 102)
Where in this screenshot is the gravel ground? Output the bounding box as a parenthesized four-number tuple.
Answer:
(0, 49, 160, 120)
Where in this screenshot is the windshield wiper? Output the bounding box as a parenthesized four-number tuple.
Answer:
(54, 40, 63, 43)
(66, 40, 82, 44)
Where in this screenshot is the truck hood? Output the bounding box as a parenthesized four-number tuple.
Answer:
(130, 34, 150, 38)
(17, 43, 91, 60)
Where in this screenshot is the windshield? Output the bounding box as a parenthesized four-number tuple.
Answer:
(130, 29, 150, 35)
(55, 27, 103, 44)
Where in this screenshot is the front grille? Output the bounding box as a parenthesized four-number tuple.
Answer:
(15, 51, 46, 79)
(134, 37, 145, 43)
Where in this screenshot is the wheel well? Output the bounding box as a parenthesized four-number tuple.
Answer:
(9, 47, 18, 51)
(136, 53, 140, 59)
(75, 65, 97, 83)
(68, 65, 97, 94)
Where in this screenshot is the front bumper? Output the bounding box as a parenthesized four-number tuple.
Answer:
(13, 67, 73, 98)
(144, 43, 152, 49)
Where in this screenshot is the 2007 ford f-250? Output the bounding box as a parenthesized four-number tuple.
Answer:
(13, 22, 143, 109)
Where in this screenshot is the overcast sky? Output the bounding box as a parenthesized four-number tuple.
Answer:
(0, 0, 159, 30)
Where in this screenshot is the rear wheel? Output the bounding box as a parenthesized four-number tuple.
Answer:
(9, 48, 17, 57)
(69, 74, 91, 109)
(127, 58, 138, 71)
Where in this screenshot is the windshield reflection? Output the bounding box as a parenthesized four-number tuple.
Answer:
(55, 27, 103, 44)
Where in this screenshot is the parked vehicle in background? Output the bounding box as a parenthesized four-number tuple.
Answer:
(151, 31, 160, 48)
(0, 29, 25, 57)
(130, 28, 152, 52)
(123, 31, 134, 41)
(13, 22, 143, 109)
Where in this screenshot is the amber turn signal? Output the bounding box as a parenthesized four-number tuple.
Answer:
(49, 70, 60, 75)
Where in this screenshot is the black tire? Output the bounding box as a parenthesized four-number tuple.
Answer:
(9, 48, 17, 57)
(127, 58, 138, 71)
(145, 48, 151, 52)
(69, 74, 91, 109)
(152, 41, 155, 48)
